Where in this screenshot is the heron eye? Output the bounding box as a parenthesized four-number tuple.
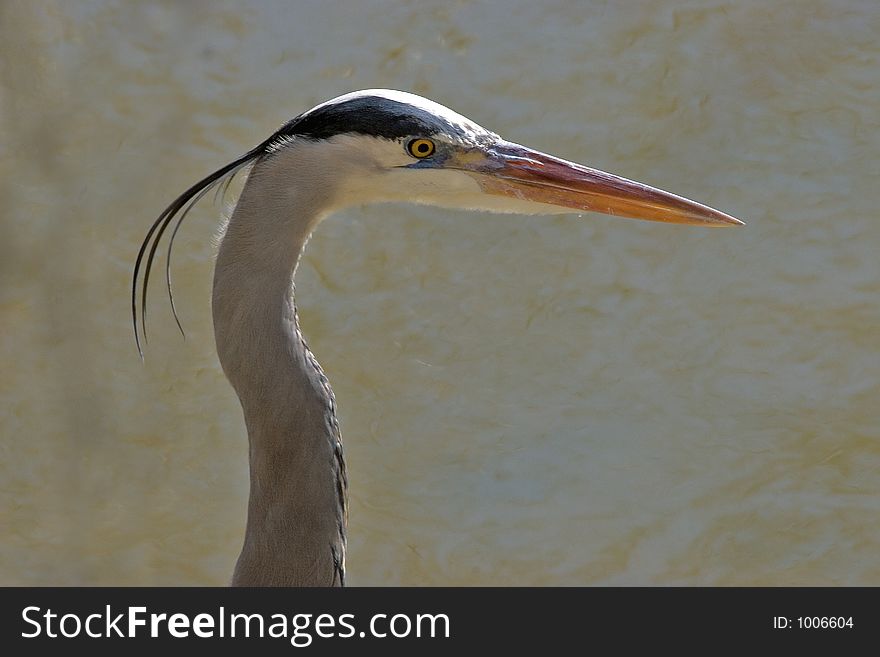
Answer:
(407, 138, 436, 158)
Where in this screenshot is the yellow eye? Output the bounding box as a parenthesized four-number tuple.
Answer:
(407, 138, 436, 158)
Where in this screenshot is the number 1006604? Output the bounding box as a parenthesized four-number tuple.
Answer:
(773, 616, 854, 629)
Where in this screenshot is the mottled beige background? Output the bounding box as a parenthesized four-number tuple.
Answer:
(1, 0, 877, 585)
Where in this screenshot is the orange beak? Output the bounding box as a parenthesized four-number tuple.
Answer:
(456, 141, 743, 227)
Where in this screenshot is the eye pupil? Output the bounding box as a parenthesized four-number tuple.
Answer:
(417, 143, 429, 153)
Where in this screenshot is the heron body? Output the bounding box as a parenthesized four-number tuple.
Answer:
(133, 89, 741, 586)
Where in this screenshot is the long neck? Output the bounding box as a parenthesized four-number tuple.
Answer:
(212, 150, 347, 586)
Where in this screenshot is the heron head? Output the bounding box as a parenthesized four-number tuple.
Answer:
(277, 89, 742, 226)
(134, 89, 742, 356)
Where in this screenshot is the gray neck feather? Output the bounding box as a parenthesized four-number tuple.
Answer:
(212, 145, 347, 586)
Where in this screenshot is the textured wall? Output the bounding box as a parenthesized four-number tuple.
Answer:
(1, 0, 877, 584)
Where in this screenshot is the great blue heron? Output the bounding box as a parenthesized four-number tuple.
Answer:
(133, 89, 742, 586)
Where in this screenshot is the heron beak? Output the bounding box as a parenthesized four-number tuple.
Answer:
(455, 141, 743, 226)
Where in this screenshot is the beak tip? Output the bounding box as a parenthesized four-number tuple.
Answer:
(719, 215, 745, 227)
(698, 208, 744, 227)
